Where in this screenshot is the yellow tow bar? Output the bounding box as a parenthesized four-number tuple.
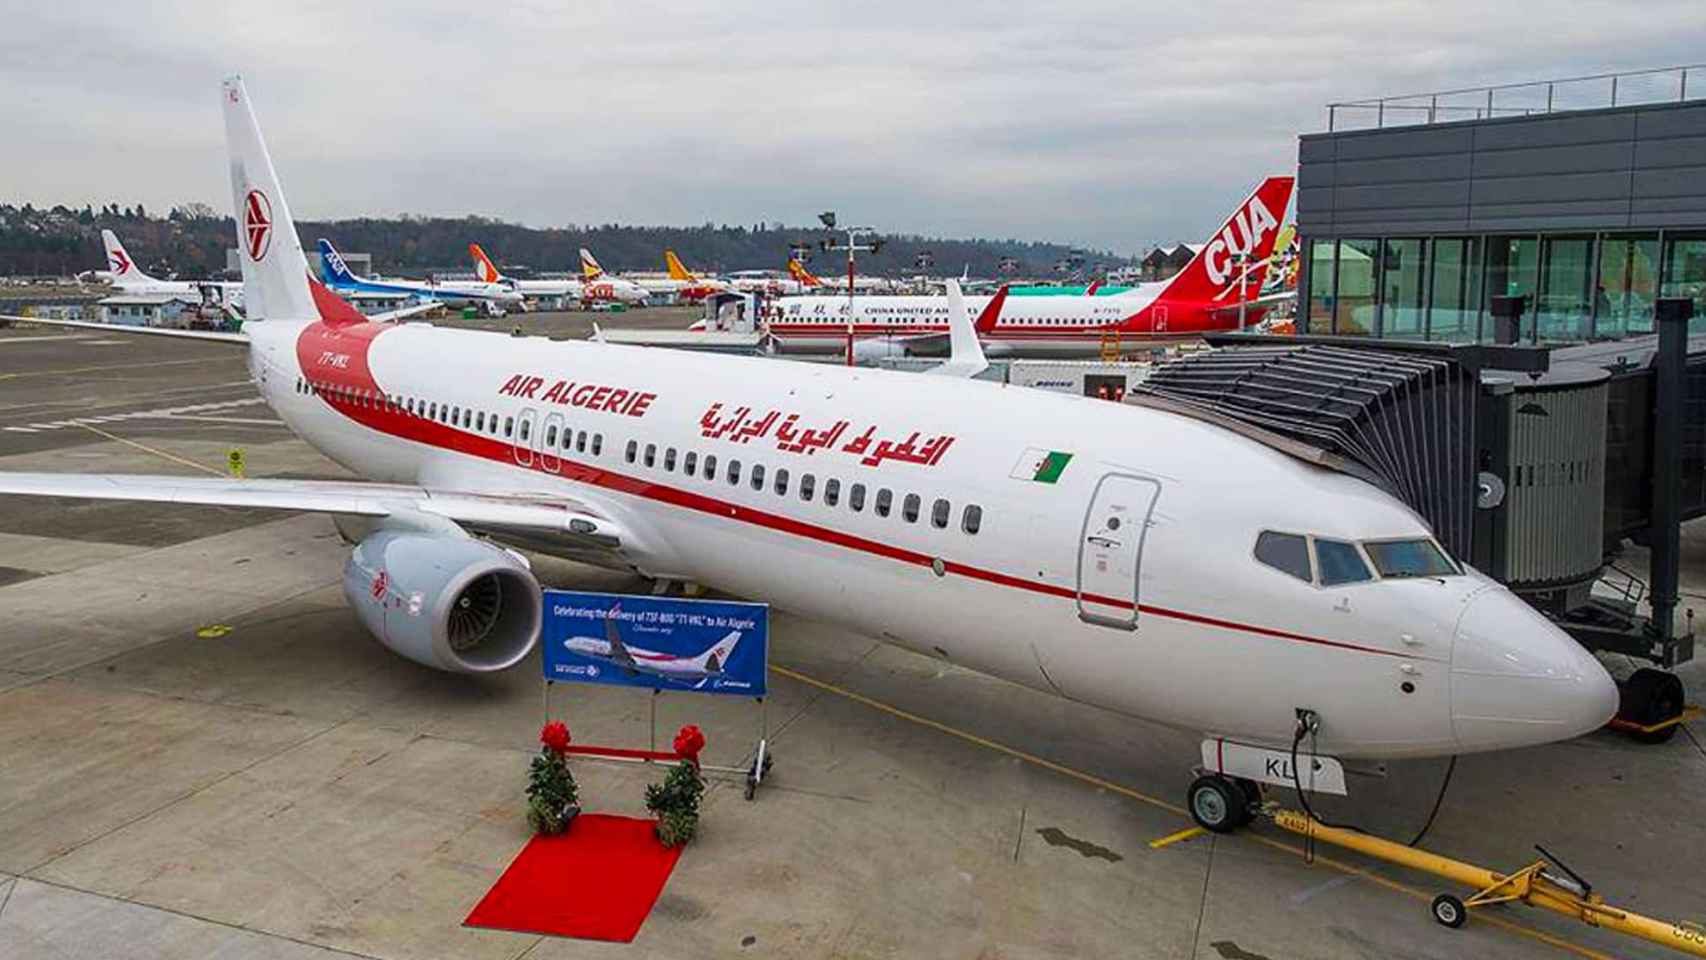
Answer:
(1272, 808, 1706, 957)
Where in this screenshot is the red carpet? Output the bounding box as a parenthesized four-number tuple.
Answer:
(465, 814, 684, 942)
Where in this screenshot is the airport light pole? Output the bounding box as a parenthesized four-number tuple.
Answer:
(818, 213, 882, 366)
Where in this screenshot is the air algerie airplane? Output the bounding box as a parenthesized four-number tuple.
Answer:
(564, 611, 743, 684)
(0, 76, 1618, 832)
(759, 177, 1298, 362)
(96, 229, 245, 311)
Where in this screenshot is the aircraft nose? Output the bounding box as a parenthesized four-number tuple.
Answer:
(1450, 588, 1618, 752)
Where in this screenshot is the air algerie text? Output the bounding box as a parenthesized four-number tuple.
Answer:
(497, 375, 656, 417)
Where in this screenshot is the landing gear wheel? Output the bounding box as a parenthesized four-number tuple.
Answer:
(1232, 777, 1262, 824)
(1619, 668, 1685, 744)
(1431, 893, 1467, 929)
(1188, 774, 1243, 833)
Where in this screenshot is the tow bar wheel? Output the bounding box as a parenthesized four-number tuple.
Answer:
(1431, 893, 1467, 929)
(1188, 774, 1245, 833)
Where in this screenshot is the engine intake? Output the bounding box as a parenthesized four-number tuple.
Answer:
(342, 530, 542, 673)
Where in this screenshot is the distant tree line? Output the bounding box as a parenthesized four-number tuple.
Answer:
(0, 203, 1125, 280)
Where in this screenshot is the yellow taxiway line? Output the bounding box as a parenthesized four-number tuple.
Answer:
(75, 421, 224, 476)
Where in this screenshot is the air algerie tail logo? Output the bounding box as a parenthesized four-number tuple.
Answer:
(243, 189, 273, 262)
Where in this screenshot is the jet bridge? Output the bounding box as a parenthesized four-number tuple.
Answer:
(1129, 301, 1700, 704)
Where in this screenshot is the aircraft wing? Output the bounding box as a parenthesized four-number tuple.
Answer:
(1, 315, 247, 344)
(0, 473, 626, 548)
(1206, 290, 1297, 316)
(368, 301, 442, 323)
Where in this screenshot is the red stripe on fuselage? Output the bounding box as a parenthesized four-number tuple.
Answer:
(292, 321, 1405, 662)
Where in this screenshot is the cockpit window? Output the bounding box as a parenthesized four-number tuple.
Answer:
(1363, 538, 1459, 578)
(1315, 538, 1373, 586)
(1254, 531, 1312, 583)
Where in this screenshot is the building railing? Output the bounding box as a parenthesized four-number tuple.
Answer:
(1326, 64, 1705, 131)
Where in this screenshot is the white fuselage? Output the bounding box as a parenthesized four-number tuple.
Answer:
(244, 317, 1614, 760)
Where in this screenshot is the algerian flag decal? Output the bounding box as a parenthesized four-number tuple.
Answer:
(1011, 448, 1073, 484)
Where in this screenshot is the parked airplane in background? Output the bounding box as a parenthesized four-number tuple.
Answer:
(319, 238, 525, 315)
(661, 249, 732, 302)
(0, 77, 1618, 834)
(95, 230, 245, 312)
(564, 612, 743, 683)
(577, 248, 650, 305)
(757, 177, 1298, 361)
(469, 243, 581, 300)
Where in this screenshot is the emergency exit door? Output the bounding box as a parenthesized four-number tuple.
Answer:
(1076, 473, 1161, 628)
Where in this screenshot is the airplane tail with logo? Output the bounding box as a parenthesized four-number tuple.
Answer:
(469, 243, 505, 283)
(222, 75, 317, 322)
(687, 631, 741, 674)
(579, 248, 606, 280)
(317, 239, 359, 285)
(100, 230, 156, 285)
(786, 258, 821, 287)
(1157, 176, 1295, 306)
(665, 249, 698, 282)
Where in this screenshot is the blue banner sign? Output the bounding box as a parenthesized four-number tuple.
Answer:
(541, 590, 769, 697)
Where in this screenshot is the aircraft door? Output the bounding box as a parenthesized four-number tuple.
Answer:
(540, 412, 563, 473)
(1076, 473, 1161, 629)
(513, 407, 537, 467)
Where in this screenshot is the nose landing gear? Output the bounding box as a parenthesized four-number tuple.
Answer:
(1187, 773, 1260, 833)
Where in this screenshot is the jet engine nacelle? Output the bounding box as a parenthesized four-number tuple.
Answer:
(342, 530, 542, 673)
(851, 337, 913, 364)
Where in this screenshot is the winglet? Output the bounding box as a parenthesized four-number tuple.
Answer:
(1086, 279, 1103, 295)
(928, 279, 990, 378)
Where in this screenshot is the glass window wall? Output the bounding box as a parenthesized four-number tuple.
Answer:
(1660, 232, 1706, 333)
(1484, 235, 1539, 341)
(1379, 238, 1426, 337)
(1595, 233, 1658, 338)
(1335, 239, 1378, 335)
(1427, 237, 1481, 341)
(1307, 239, 1336, 334)
(1537, 235, 1594, 342)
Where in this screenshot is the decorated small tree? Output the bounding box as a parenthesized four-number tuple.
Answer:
(646, 725, 707, 847)
(526, 721, 580, 835)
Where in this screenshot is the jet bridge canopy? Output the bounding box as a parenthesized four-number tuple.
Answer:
(1129, 341, 1487, 560)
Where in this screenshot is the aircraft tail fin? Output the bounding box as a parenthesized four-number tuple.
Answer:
(1086, 279, 1103, 295)
(787, 258, 821, 287)
(1158, 176, 1295, 306)
(317, 239, 358, 285)
(100, 230, 154, 284)
(687, 630, 741, 674)
(665, 249, 697, 282)
(603, 607, 638, 667)
(469, 243, 504, 283)
(222, 75, 316, 322)
(579, 248, 605, 280)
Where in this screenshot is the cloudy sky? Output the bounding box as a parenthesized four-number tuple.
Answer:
(2, 1, 1703, 253)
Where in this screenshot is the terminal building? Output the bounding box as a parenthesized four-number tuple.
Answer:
(1295, 66, 1706, 343)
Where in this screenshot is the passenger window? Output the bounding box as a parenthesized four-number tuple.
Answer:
(850, 483, 866, 512)
(726, 458, 740, 484)
(504, 416, 514, 437)
(625, 439, 637, 463)
(1315, 539, 1373, 586)
(750, 463, 765, 490)
(824, 478, 840, 506)
(800, 474, 815, 501)
(577, 431, 587, 453)
(463, 409, 472, 428)
(684, 451, 697, 475)
(875, 488, 892, 517)
(519, 419, 530, 441)
(664, 448, 677, 472)
(774, 468, 790, 496)
(591, 434, 602, 456)
(1254, 531, 1312, 583)
(644, 444, 657, 468)
(429, 402, 438, 419)
(545, 425, 558, 446)
(704, 454, 717, 480)
(902, 494, 921, 523)
(476, 412, 485, 431)
(962, 504, 982, 534)
(931, 498, 950, 529)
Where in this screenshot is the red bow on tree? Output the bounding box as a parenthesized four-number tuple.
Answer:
(673, 724, 706, 764)
(540, 721, 571, 755)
